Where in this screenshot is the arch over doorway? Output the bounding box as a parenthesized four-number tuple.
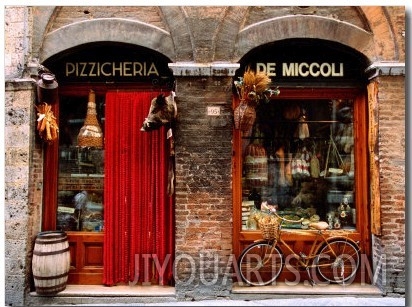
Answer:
(234, 15, 375, 63)
(39, 18, 176, 62)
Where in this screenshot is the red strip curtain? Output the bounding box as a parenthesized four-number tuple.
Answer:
(103, 91, 174, 286)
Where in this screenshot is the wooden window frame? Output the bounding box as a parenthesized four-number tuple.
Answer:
(232, 87, 370, 260)
(41, 84, 157, 231)
(42, 83, 167, 284)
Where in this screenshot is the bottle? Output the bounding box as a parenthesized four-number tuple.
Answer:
(77, 90, 104, 148)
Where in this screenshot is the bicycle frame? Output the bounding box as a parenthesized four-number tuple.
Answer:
(261, 220, 360, 284)
(239, 211, 361, 286)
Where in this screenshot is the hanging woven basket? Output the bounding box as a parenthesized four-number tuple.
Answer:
(77, 90, 104, 148)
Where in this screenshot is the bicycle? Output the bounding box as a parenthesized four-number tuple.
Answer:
(238, 211, 361, 286)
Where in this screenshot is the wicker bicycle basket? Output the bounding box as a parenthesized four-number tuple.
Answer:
(258, 215, 280, 240)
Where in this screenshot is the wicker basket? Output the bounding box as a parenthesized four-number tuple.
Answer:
(258, 215, 280, 240)
(77, 90, 103, 148)
(239, 106, 256, 135)
(233, 102, 247, 130)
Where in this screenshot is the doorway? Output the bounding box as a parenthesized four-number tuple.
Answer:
(43, 87, 175, 285)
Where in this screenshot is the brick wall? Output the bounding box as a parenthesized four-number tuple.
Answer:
(3, 5, 406, 305)
(173, 76, 234, 299)
(372, 75, 405, 296)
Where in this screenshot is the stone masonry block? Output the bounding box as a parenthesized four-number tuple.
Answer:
(4, 198, 29, 221)
(4, 274, 27, 307)
(5, 239, 28, 271)
(9, 89, 34, 107)
(5, 105, 31, 126)
(4, 247, 27, 276)
(5, 220, 32, 242)
(5, 147, 30, 166)
(4, 126, 31, 147)
(4, 6, 27, 23)
(5, 166, 31, 184)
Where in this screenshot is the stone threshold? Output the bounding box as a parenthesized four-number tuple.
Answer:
(30, 284, 176, 297)
(232, 282, 383, 296)
(29, 282, 382, 298)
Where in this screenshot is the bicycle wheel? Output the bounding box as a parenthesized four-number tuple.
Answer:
(238, 241, 283, 286)
(314, 239, 360, 284)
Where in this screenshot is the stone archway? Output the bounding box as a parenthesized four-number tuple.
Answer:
(233, 15, 375, 62)
(39, 18, 176, 62)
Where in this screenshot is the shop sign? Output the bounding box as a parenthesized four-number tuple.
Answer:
(237, 58, 363, 86)
(65, 61, 160, 78)
(44, 43, 174, 84)
(256, 62, 344, 78)
(237, 39, 368, 85)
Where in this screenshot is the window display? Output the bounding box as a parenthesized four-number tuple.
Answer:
(241, 99, 355, 231)
(56, 94, 105, 232)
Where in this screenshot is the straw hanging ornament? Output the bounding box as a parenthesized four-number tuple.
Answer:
(35, 102, 59, 143)
(77, 89, 104, 148)
(233, 67, 273, 135)
(294, 108, 310, 140)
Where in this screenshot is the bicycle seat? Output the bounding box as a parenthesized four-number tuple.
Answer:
(309, 221, 329, 230)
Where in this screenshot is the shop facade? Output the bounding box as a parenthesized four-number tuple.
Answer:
(4, 6, 405, 306)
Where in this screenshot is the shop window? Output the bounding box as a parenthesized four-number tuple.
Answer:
(56, 95, 105, 232)
(241, 99, 356, 231)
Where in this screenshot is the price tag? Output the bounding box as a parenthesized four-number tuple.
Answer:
(58, 206, 75, 214)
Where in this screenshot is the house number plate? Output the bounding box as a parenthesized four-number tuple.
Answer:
(207, 106, 220, 116)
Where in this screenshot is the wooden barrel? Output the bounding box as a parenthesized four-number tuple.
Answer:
(32, 231, 70, 295)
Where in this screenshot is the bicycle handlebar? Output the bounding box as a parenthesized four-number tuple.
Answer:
(272, 212, 304, 224)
